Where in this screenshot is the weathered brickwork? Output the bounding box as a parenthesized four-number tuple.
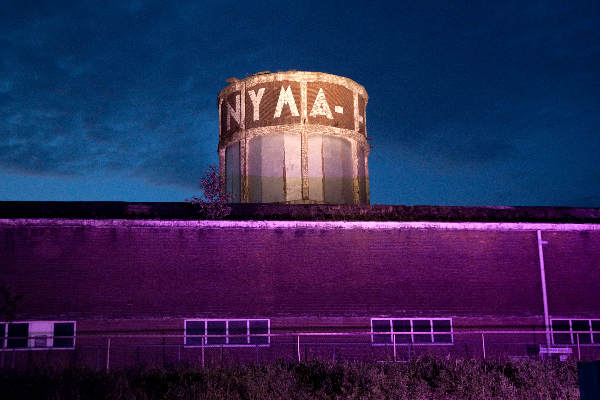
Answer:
(2, 220, 598, 319)
(2, 218, 599, 366)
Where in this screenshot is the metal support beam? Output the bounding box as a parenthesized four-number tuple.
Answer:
(537, 230, 551, 350)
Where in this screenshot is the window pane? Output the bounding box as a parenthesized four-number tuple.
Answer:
(392, 320, 410, 332)
(250, 320, 269, 344)
(413, 334, 432, 343)
(552, 320, 569, 332)
(186, 337, 204, 346)
(413, 320, 431, 333)
(576, 333, 592, 344)
(7, 323, 28, 348)
(433, 320, 451, 333)
(207, 321, 226, 345)
(54, 338, 73, 348)
(249, 320, 268, 335)
(373, 320, 391, 333)
(394, 334, 412, 344)
(186, 321, 205, 336)
(553, 333, 572, 345)
(572, 320, 590, 332)
(0, 324, 4, 348)
(372, 320, 391, 344)
(53, 323, 74, 348)
(229, 321, 247, 344)
(572, 321, 591, 344)
(434, 334, 452, 343)
(54, 322, 74, 337)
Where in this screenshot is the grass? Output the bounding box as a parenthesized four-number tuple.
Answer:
(0, 355, 580, 399)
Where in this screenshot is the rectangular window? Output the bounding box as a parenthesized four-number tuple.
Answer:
(1, 321, 75, 350)
(184, 319, 270, 347)
(53, 322, 75, 348)
(551, 319, 600, 345)
(371, 318, 453, 345)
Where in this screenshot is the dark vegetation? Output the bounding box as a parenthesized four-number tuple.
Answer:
(186, 165, 231, 219)
(0, 356, 580, 399)
(0, 201, 598, 223)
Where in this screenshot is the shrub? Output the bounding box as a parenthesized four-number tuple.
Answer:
(187, 165, 231, 219)
(0, 357, 580, 400)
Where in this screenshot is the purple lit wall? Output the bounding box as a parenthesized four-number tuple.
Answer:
(1, 216, 600, 366)
(2, 219, 598, 320)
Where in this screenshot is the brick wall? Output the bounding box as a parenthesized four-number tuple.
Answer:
(3, 221, 598, 321)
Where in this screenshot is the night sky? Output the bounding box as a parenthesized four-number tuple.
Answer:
(1, 1, 598, 206)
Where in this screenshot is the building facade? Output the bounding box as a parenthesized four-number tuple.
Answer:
(1, 203, 599, 368)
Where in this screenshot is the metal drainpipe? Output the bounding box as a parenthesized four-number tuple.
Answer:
(537, 230, 551, 350)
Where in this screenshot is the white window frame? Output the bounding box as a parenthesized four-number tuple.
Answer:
(551, 318, 600, 346)
(0, 320, 76, 351)
(370, 318, 453, 346)
(184, 319, 270, 348)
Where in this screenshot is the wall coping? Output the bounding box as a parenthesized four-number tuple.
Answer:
(2, 218, 600, 231)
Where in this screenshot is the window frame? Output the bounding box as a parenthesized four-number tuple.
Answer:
(370, 318, 453, 346)
(551, 318, 600, 346)
(184, 319, 270, 348)
(0, 321, 76, 351)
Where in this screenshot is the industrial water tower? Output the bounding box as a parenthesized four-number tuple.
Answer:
(218, 71, 369, 204)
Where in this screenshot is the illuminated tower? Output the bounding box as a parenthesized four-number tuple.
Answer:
(218, 71, 369, 204)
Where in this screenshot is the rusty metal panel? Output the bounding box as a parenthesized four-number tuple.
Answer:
(357, 95, 366, 135)
(323, 136, 353, 204)
(307, 135, 324, 202)
(248, 135, 285, 203)
(284, 134, 302, 202)
(357, 147, 367, 204)
(225, 143, 240, 203)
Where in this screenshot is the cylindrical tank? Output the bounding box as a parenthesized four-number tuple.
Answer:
(218, 71, 369, 204)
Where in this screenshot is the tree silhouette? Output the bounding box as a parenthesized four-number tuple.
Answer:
(187, 165, 231, 219)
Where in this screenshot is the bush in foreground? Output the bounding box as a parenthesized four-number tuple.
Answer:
(0, 356, 580, 399)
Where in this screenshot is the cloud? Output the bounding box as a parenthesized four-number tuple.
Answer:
(0, 1, 233, 189)
(0, 0, 598, 206)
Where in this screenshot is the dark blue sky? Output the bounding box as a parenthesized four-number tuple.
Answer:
(1, 1, 599, 206)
